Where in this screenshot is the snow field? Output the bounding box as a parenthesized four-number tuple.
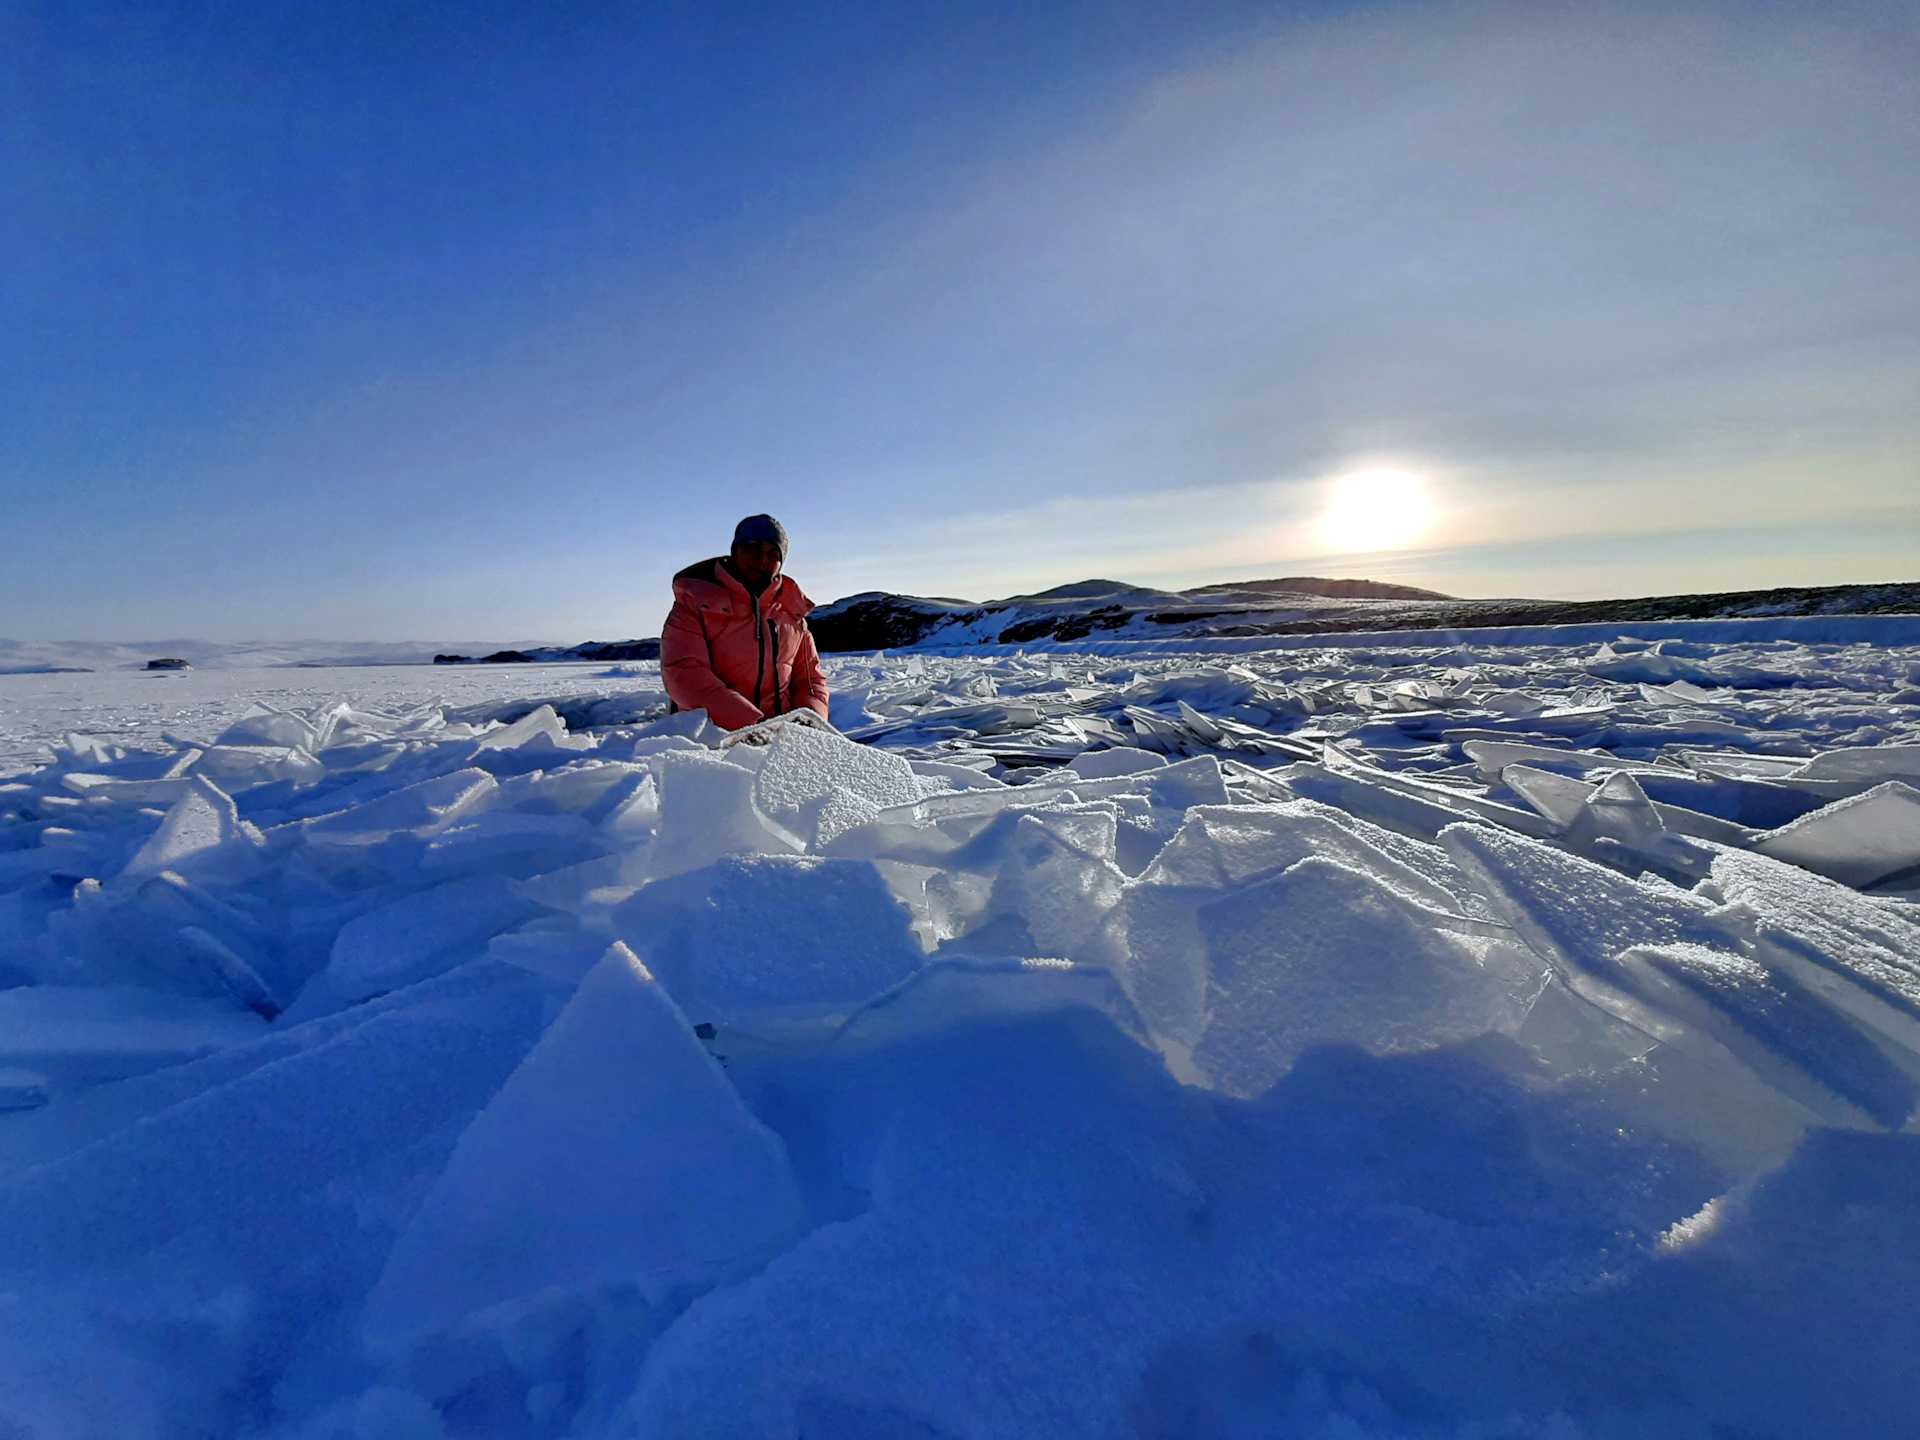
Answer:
(0, 627, 1919, 1437)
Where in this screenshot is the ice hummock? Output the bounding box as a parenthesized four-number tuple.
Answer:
(363, 943, 807, 1347)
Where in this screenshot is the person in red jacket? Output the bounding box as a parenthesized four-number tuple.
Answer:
(661, 514, 831, 731)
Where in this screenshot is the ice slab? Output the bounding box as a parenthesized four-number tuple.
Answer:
(1617, 943, 1916, 1130)
(718, 706, 841, 750)
(1575, 769, 1751, 848)
(828, 687, 880, 732)
(627, 709, 723, 748)
(925, 757, 1232, 881)
(419, 810, 600, 879)
(215, 703, 321, 751)
(123, 776, 261, 880)
(322, 876, 543, 1006)
(300, 768, 498, 844)
(1441, 823, 1739, 1039)
(475, 703, 566, 751)
(1440, 830, 1895, 1161)
(188, 743, 326, 791)
(177, 924, 280, 1016)
(1119, 800, 1501, 1046)
(0, 961, 555, 1283)
(587, 735, 694, 771)
(1639, 678, 1737, 707)
(364, 944, 806, 1344)
(646, 750, 803, 881)
(1586, 642, 1784, 687)
(1147, 799, 1496, 916)
(485, 926, 610, 986)
(0, 960, 540, 1181)
(937, 807, 1127, 962)
(1501, 764, 1593, 827)
(1790, 745, 1920, 785)
(592, 769, 660, 843)
(612, 1002, 1219, 1440)
(1131, 754, 1230, 812)
(58, 771, 197, 806)
(0, 984, 264, 1087)
(836, 955, 1150, 1050)
(1561, 771, 1751, 871)
(1064, 747, 1168, 780)
(752, 722, 923, 849)
(1705, 849, 1920, 1051)
(53, 870, 278, 1001)
(1323, 748, 1560, 837)
(1629, 767, 1832, 830)
(1753, 781, 1920, 888)
(612, 855, 927, 1024)
(0, 1067, 50, 1112)
(1288, 755, 1561, 840)
(510, 760, 649, 815)
(1120, 665, 1268, 714)
(905, 757, 1006, 791)
(1191, 856, 1542, 1098)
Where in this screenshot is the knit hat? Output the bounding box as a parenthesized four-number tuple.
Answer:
(732, 514, 789, 558)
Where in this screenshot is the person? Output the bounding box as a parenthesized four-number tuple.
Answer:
(661, 514, 830, 731)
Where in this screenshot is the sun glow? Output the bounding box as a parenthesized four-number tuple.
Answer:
(1318, 468, 1436, 553)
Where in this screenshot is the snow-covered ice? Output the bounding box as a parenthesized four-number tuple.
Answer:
(3, 621, 1920, 1437)
(363, 942, 808, 1348)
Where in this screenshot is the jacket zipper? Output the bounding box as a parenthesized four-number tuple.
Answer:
(769, 618, 781, 714)
(753, 593, 767, 712)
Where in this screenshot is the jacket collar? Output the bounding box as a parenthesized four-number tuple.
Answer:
(672, 557, 814, 617)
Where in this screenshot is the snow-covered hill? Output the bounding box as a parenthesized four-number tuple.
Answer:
(809, 576, 1920, 650)
(3, 621, 1920, 1435)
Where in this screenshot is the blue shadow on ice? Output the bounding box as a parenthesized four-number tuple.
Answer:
(697, 1008, 1920, 1440)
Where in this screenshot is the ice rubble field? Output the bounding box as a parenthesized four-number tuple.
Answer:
(3, 628, 1920, 1439)
(0, 661, 676, 780)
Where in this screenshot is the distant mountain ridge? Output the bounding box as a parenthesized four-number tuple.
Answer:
(806, 577, 1920, 652)
(1186, 576, 1454, 601)
(18, 579, 1916, 671)
(805, 576, 1453, 652)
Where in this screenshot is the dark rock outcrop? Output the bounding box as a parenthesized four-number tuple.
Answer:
(568, 639, 663, 662)
(808, 594, 985, 653)
(431, 639, 662, 665)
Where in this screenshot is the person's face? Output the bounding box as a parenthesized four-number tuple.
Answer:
(731, 539, 784, 586)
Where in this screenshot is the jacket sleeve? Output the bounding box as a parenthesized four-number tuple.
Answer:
(791, 622, 830, 722)
(661, 597, 764, 731)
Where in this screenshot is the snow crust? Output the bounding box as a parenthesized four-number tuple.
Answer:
(3, 621, 1920, 1437)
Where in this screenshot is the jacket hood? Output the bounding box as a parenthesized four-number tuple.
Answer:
(672, 557, 814, 617)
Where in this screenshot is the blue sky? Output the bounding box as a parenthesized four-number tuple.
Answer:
(4, 0, 1917, 641)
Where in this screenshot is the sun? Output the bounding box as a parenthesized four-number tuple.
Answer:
(1318, 469, 1435, 553)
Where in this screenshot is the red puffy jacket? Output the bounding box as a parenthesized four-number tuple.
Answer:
(661, 557, 830, 731)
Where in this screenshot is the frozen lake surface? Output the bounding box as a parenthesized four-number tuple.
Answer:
(2, 621, 1919, 1438)
(0, 662, 665, 779)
